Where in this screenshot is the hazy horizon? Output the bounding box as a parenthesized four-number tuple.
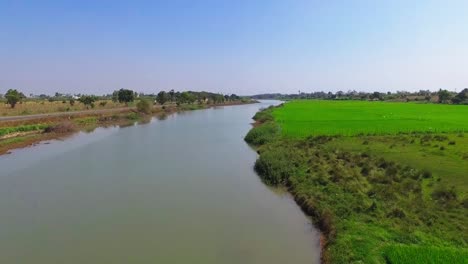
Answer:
(1, 1, 467, 95)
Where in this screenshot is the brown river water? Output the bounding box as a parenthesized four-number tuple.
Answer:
(0, 100, 320, 263)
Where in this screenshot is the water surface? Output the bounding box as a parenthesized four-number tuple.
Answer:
(0, 101, 320, 263)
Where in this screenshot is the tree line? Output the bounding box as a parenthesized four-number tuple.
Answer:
(0, 88, 243, 109)
(251, 89, 468, 105)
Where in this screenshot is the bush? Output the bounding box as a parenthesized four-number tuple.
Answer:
(126, 112, 139, 120)
(254, 146, 302, 185)
(244, 123, 279, 145)
(253, 108, 274, 123)
(136, 99, 152, 114)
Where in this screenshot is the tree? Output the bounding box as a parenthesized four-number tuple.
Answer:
(437, 89, 451, 103)
(156, 91, 169, 105)
(370, 91, 383, 101)
(78, 95, 96, 109)
(112, 90, 119, 102)
(452, 88, 468, 104)
(177, 92, 190, 105)
(5, 89, 23, 108)
(169, 89, 175, 102)
(230, 94, 239, 101)
(116, 89, 135, 105)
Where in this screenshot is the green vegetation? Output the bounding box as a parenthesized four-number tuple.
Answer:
(126, 112, 140, 120)
(78, 95, 97, 109)
(0, 124, 48, 137)
(273, 100, 468, 137)
(156, 91, 169, 105)
(1, 88, 251, 117)
(244, 122, 279, 146)
(326, 134, 468, 197)
(246, 100, 468, 263)
(136, 99, 152, 114)
(73, 117, 98, 125)
(383, 244, 468, 264)
(252, 88, 468, 105)
(115, 88, 135, 105)
(5, 89, 25, 108)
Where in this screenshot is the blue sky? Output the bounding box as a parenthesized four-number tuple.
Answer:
(1, 0, 467, 95)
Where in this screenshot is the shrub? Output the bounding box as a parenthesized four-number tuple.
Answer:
(253, 108, 274, 123)
(126, 112, 139, 120)
(136, 99, 152, 114)
(244, 123, 279, 146)
(254, 146, 302, 185)
(421, 170, 432, 179)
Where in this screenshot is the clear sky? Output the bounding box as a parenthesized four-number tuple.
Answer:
(1, 0, 467, 95)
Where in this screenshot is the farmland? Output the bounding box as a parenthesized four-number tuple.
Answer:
(0, 99, 124, 116)
(245, 100, 468, 263)
(273, 100, 468, 137)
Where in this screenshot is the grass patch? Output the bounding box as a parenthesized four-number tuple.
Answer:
(126, 112, 140, 120)
(178, 104, 204, 111)
(0, 124, 48, 136)
(325, 134, 468, 197)
(73, 117, 98, 125)
(383, 244, 468, 264)
(0, 136, 28, 145)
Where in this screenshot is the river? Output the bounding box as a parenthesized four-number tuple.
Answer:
(0, 101, 320, 263)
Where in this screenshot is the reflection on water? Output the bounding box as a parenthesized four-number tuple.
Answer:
(0, 101, 320, 264)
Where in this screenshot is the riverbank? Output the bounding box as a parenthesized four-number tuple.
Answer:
(245, 104, 468, 263)
(0, 100, 257, 155)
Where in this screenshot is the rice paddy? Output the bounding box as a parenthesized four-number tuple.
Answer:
(272, 100, 468, 137)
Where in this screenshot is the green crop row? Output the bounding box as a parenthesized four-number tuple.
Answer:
(0, 124, 48, 137)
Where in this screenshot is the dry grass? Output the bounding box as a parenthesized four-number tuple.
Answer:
(0, 100, 125, 116)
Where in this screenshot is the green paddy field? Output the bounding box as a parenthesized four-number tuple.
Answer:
(246, 100, 468, 263)
(273, 100, 468, 137)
